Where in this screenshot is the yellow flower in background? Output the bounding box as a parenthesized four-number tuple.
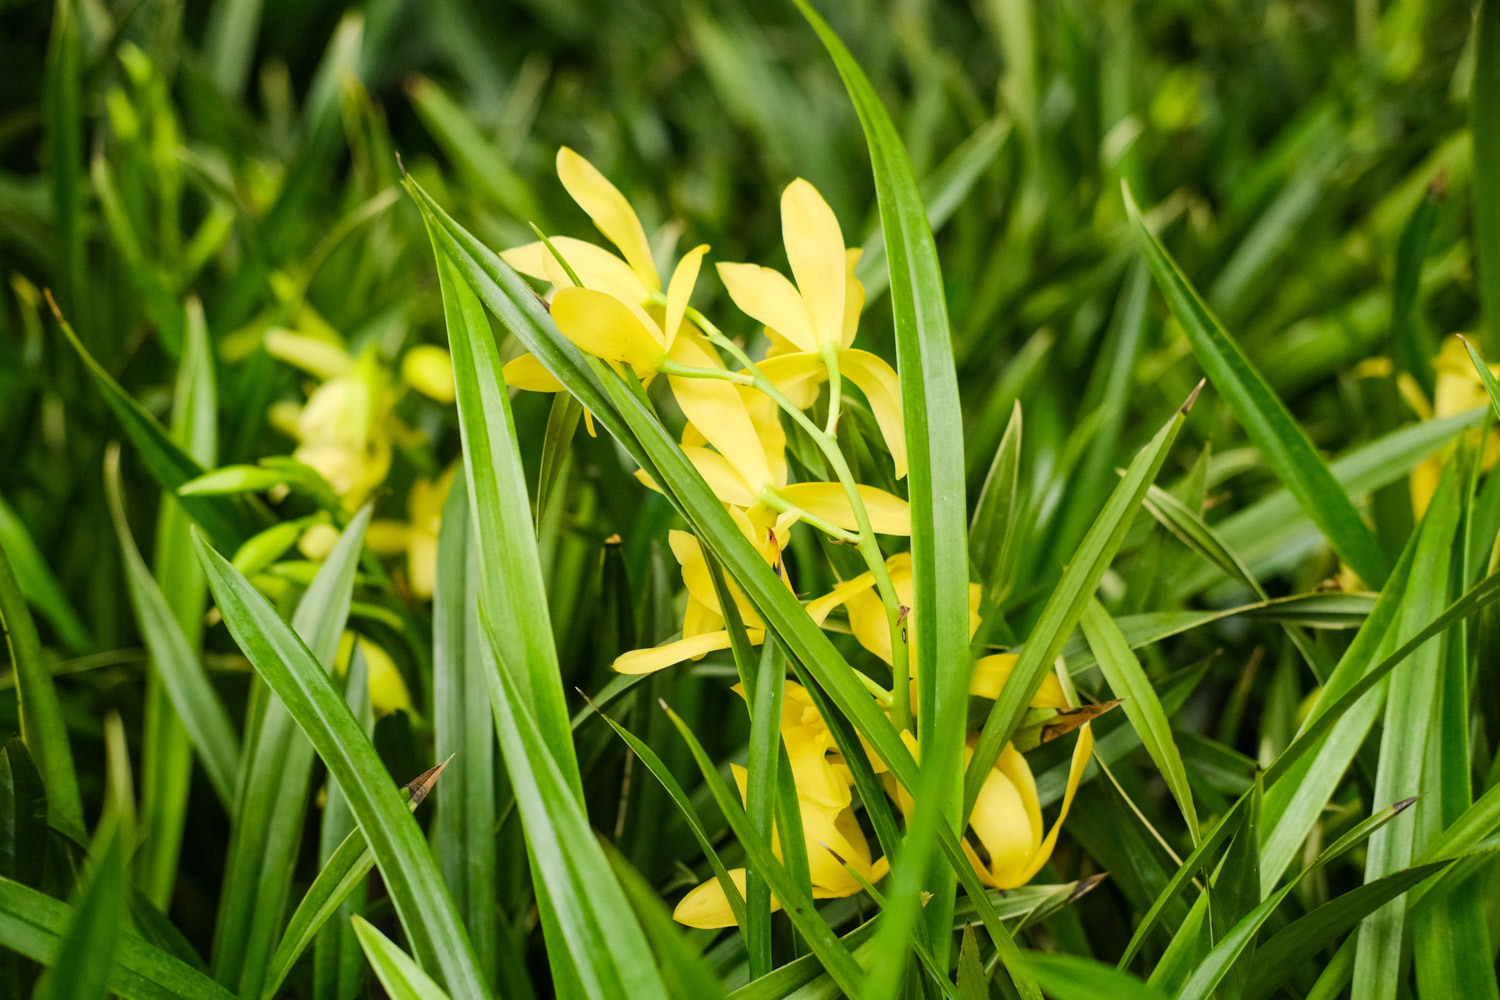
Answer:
(613, 509, 795, 675)
(673, 681, 889, 928)
(267, 331, 457, 509)
(1402, 335, 1500, 517)
(718, 179, 907, 479)
(368, 463, 459, 599)
(336, 631, 412, 717)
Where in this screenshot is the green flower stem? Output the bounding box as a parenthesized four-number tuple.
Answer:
(683, 305, 913, 731)
(820, 341, 843, 437)
(759, 486, 860, 543)
(657, 359, 753, 384)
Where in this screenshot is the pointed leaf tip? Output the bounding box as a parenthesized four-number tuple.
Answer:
(1392, 795, 1419, 814)
(1182, 379, 1206, 414)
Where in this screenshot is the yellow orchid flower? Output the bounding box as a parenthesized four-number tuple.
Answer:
(717, 179, 908, 479)
(336, 631, 412, 717)
(1400, 335, 1500, 517)
(673, 681, 889, 928)
(613, 508, 795, 675)
(366, 463, 458, 600)
(806, 553, 980, 666)
(400, 344, 456, 403)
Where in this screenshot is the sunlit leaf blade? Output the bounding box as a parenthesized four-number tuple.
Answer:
(794, 1, 971, 968)
(194, 528, 491, 998)
(1123, 184, 1390, 588)
(1021, 954, 1170, 1000)
(428, 223, 581, 799)
(603, 843, 730, 1000)
(211, 507, 368, 997)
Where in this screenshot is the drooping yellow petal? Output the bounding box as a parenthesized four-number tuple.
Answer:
(664, 245, 709, 351)
(556, 147, 660, 293)
(551, 287, 665, 370)
(612, 628, 764, 675)
(681, 445, 758, 507)
(673, 869, 764, 929)
(966, 747, 1037, 889)
(502, 353, 566, 392)
(781, 179, 846, 347)
(1010, 725, 1093, 886)
(845, 586, 894, 665)
(969, 653, 1069, 709)
(840, 248, 865, 349)
(669, 336, 775, 491)
(838, 349, 906, 479)
(682, 596, 723, 640)
(715, 261, 818, 353)
(776, 482, 911, 536)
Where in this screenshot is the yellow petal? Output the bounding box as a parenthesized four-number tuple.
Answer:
(365, 520, 410, 555)
(673, 869, 766, 929)
(299, 522, 343, 560)
(407, 533, 438, 600)
(781, 179, 846, 347)
(969, 653, 1068, 709)
(715, 261, 817, 353)
(556, 147, 659, 292)
(551, 287, 665, 369)
(681, 445, 758, 507)
(682, 596, 724, 641)
(664, 245, 709, 350)
(776, 482, 911, 535)
(357, 637, 412, 716)
(845, 586, 894, 665)
(754, 351, 827, 411)
(501, 353, 565, 393)
(838, 349, 906, 479)
(401, 345, 456, 403)
(500, 242, 553, 283)
(840, 248, 865, 348)
(967, 750, 1036, 887)
(669, 335, 775, 492)
(805, 568, 876, 625)
(1012, 725, 1093, 886)
(612, 629, 764, 675)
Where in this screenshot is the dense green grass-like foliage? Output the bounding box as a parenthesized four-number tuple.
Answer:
(3, 0, 1500, 997)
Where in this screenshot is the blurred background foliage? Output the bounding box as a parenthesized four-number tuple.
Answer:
(0, 0, 1492, 990)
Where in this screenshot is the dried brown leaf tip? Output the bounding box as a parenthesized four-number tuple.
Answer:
(1040, 699, 1122, 744)
(1068, 871, 1109, 903)
(404, 753, 455, 807)
(1180, 378, 1206, 414)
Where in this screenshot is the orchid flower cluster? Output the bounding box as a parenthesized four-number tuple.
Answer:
(505, 150, 1095, 929)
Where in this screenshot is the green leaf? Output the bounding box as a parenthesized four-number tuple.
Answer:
(0, 874, 236, 1000)
(1080, 598, 1199, 842)
(211, 507, 368, 998)
(1461, 337, 1500, 426)
(351, 916, 453, 1000)
(48, 300, 264, 550)
(1353, 465, 1460, 1000)
(661, 701, 868, 999)
(1473, 0, 1500, 348)
(36, 828, 125, 1000)
(967, 394, 1191, 819)
(744, 640, 784, 979)
(106, 449, 240, 810)
(195, 529, 490, 998)
(604, 843, 729, 1000)
(0, 738, 46, 996)
(795, 1, 971, 967)
(1021, 954, 1170, 1000)
(0, 493, 91, 653)
(428, 225, 581, 799)
(1124, 183, 1390, 587)
(971, 401, 1023, 603)
(1244, 861, 1450, 1000)
(430, 482, 500, 991)
(0, 510, 83, 842)
(956, 926, 987, 1000)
